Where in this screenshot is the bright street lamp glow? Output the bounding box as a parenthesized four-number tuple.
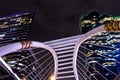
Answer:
(50, 75, 54, 80)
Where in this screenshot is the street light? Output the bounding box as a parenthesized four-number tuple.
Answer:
(50, 75, 54, 80)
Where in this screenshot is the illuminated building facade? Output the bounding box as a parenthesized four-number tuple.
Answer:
(0, 10, 34, 46)
(77, 32, 120, 80)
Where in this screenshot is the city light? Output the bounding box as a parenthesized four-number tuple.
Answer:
(50, 75, 54, 80)
(78, 31, 120, 79)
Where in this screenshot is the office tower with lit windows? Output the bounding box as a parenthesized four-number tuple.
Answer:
(0, 10, 35, 80)
(0, 10, 34, 46)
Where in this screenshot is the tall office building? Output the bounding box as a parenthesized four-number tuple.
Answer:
(0, 10, 35, 80)
(0, 10, 34, 46)
(77, 31, 120, 80)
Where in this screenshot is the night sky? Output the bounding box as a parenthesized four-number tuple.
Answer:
(0, 0, 120, 42)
